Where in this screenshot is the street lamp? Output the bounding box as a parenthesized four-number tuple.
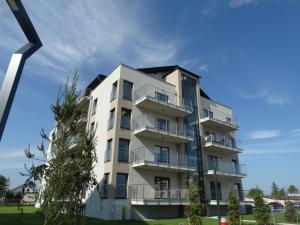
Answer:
(0, 0, 42, 141)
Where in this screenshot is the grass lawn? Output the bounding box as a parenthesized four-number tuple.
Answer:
(0, 206, 218, 225)
(242, 211, 300, 224)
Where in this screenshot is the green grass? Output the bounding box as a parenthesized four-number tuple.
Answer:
(0, 206, 218, 225)
(242, 211, 300, 224)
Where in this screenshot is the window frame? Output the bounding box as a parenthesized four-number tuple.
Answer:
(118, 138, 130, 162)
(122, 80, 133, 101)
(92, 98, 98, 115)
(116, 173, 128, 199)
(120, 108, 131, 129)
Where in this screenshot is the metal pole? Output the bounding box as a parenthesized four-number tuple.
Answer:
(0, 0, 42, 141)
(214, 163, 221, 223)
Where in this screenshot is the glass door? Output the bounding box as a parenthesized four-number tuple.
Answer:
(155, 177, 170, 199)
(154, 146, 169, 164)
(232, 160, 238, 174)
(208, 155, 218, 170)
(156, 117, 169, 132)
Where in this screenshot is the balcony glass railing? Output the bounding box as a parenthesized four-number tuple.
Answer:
(203, 134, 243, 152)
(130, 147, 197, 169)
(206, 162, 247, 176)
(134, 84, 193, 112)
(133, 114, 194, 138)
(200, 109, 239, 128)
(129, 184, 188, 202)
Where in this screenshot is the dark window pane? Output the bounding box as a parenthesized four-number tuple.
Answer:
(116, 173, 127, 199)
(118, 139, 129, 162)
(92, 99, 97, 115)
(123, 81, 133, 100)
(156, 118, 169, 131)
(155, 92, 168, 102)
(121, 108, 131, 129)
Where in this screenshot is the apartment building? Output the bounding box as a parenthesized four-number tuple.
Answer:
(45, 64, 246, 220)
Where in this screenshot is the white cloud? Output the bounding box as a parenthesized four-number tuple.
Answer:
(0, 150, 24, 159)
(181, 59, 209, 73)
(0, 0, 182, 84)
(229, 0, 259, 8)
(248, 130, 281, 139)
(241, 88, 290, 107)
(242, 137, 300, 156)
(291, 129, 300, 137)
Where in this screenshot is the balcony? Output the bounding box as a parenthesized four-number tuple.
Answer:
(205, 163, 247, 178)
(200, 109, 239, 132)
(77, 88, 91, 107)
(207, 191, 244, 205)
(130, 147, 197, 172)
(129, 184, 189, 205)
(133, 114, 194, 143)
(134, 84, 193, 117)
(203, 135, 243, 154)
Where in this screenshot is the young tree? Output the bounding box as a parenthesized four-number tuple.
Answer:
(284, 201, 297, 222)
(253, 190, 271, 225)
(278, 188, 286, 200)
(227, 189, 240, 225)
(271, 182, 279, 199)
(0, 175, 9, 196)
(288, 185, 299, 194)
(23, 75, 97, 225)
(186, 180, 203, 225)
(248, 187, 264, 199)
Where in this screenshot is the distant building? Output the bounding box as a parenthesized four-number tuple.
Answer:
(40, 64, 247, 220)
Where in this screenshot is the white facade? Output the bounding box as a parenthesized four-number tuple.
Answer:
(44, 64, 246, 220)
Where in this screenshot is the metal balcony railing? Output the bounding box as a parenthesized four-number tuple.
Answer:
(129, 184, 189, 202)
(206, 162, 247, 176)
(133, 114, 194, 138)
(203, 134, 243, 152)
(200, 109, 239, 128)
(134, 84, 193, 113)
(130, 147, 197, 169)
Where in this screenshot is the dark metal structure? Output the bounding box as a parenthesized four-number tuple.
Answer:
(0, 0, 42, 141)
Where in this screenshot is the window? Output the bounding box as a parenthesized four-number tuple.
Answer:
(154, 146, 169, 164)
(155, 177, 170, 199)
(107, 108, 115, 130)
(210, 181, 222, 200)
(155, 91, 168, 103)
(90, 122, 95, 133)
(123, 80, 133, 100)
(92, 98, 98, 115)
(208, 155, 218, 170)
(203, 109, 213, 118)
(120, 108, 131, 129)
(118, 138, 130, 162)
(232, 160, 238, 173)
(102, 173, 109, 198)
(156, 117, 169, 131)
(116, 173, 128, 199)
(234, 183, 242, 200)
(110, 81, 118, 101)
(226, 117, 232, 124)
(105, 139, 112, 162)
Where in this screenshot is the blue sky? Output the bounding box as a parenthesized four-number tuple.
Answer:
(0, 0, 300, 194)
